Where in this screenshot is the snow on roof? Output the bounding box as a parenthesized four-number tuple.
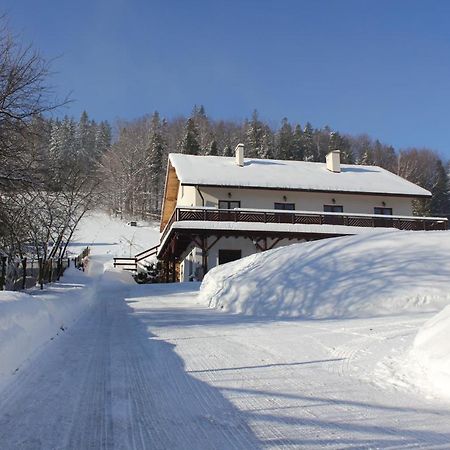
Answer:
(169, 154, 431, 197)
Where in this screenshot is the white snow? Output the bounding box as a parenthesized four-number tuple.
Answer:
(68, 210, 160, 260)
(409, 305, 450, 399)
(0, 210, 159, 392)
(199, 230, 450, 318)
(169, 153, 431, 197)
(1, 212, 450, 448)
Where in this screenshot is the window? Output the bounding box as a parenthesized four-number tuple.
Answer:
(324, 205, 343, 213)
(218, 200, 241, 209)
(218, 250, 242, 265)
(274, 202, 295, 210)
(374, 207, 393, 215)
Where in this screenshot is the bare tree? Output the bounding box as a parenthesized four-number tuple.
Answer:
(0, 16, 68, 187)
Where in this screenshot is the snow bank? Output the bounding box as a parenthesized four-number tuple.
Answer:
(199, 230, 450, 319)
(0, 267, 98, 390)
(0, 210, 152, 391)
(409, 305, 450, 398)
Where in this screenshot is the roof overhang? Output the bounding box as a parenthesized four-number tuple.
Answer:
(180, 183, 432, 199)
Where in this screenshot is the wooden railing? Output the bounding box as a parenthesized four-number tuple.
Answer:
(113, 244, 159, 272)
(161, 207, 448, 242)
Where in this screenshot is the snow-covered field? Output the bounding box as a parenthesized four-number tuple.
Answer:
(68, 210, 160, 263)
(1, 213, 450, 449)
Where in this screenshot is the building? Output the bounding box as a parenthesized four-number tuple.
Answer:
(156, 145, 447, 282)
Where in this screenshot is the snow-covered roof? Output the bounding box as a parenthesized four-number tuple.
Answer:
(168, 154, 431, 197)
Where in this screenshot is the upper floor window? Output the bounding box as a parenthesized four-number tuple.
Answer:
(274, 202, 295, 210)
(374, 207, 393, 215)
(324, 205, 343, 213)
(218, 200, 241, 209)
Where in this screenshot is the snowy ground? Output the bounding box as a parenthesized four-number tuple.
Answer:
(67, 210, 160, 265)
(0, 214, 450, 448)
(1, 282, 450, 449)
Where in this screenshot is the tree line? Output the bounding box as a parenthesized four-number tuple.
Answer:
(99, 105, 450, 219)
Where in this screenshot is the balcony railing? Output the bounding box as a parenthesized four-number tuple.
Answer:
(161, 207, 448, 242)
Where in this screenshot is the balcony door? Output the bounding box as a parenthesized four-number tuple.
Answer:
(219, 200, 241, 209)
(218, 200, 241, 221)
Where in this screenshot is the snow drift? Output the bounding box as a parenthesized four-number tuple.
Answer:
(199, 230, 450, 319)
(410, 305, 450, 399)
(0, 263, 134, 391)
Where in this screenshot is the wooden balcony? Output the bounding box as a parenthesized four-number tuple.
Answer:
(161, 207, 448, 243)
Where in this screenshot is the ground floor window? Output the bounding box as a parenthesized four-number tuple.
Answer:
(218, 249, 242, 265)
(374, 207, 393, 215)
(323, 205, 343, 213)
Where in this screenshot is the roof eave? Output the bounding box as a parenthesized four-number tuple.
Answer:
(179, 182, 431, 199)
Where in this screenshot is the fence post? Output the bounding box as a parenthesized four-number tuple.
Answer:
(48, 259, 53, 283)
(56, 258, 62, 281)
(0, 256, 6, 291)
(21, 258, 27, 290)
(38, 257, 44, 290)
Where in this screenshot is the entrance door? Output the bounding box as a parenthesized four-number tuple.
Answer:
(218, 249, 242, 265)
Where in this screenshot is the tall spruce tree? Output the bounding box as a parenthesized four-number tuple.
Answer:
(277, 118, 294, 160)
(292, 124, 304, 160)
(302, 122, 315, 161)
(149, 111, 166, 212)
(181, 118, 201, 155)
(245, 110, 264, 158)
(205, 140, 218, 156)
(430, 159, 449, 216)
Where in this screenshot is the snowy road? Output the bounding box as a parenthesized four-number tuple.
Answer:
(1, 280, 450, 449)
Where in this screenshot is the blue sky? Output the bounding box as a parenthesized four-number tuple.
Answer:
(3, 0, 450, 157)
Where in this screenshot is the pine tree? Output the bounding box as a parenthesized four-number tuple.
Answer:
(245, 110, 264, 158)
(205, 140, 218, 156)
(181, 118, 201, 155)
(329, 131, 354, 164)
(49, 118, 62, 164)
(149, 111, 166, 212)
(277, 118, 294, 160)
(292, 124, 304, 160)
(431, 159, 449, 216)
(223, 145, 233, 157)
(260, 125, 275, 159)
(95, 121, 112, 156)
(302, 122, 315, 161)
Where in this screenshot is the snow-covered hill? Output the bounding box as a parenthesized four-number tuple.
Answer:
(199, 230, 450, 319)
(68, 210, 160, 260)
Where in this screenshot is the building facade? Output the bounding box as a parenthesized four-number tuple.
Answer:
(157, 146, 446, 282)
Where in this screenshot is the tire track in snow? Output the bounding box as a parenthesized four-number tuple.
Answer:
(0, 285, 261, 449)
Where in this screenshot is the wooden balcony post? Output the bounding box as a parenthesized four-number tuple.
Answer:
(200, 236, 208, 278)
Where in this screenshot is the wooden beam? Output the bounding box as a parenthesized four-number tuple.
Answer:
(160, 163, 180, 232)
(267, 237, 282, 250)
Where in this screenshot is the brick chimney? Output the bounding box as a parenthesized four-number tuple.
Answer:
(235, 143, 244, 167)
(326, 150, 341, 173)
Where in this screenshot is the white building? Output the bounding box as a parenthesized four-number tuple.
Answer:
(157, 145, 446, 282)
